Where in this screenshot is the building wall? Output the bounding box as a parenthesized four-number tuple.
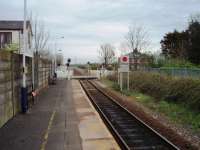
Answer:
(0, 29, 32, 55)
(0, 52, 13, 126)
(0, 30, 20, 44)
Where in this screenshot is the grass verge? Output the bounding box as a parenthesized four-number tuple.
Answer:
(101, 78, 200, 133)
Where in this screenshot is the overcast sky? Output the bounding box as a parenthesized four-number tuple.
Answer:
(0, 0, 200, 63)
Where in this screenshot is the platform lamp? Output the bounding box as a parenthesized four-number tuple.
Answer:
(21, 0, 28, 113)
(54, 36, 64, 74)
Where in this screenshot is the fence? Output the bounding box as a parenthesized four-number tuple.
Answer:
(90, 70, 115, 78)
(37, 58, 53, 90)
(0, 51, 52, 127)
(89, 68, 200, 79)
(142, 68, 200, 79)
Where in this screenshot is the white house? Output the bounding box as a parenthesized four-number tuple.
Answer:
(0, 20, 33, 54)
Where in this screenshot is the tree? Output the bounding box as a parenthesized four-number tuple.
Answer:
(30, 14, 51, 88)
(125, 25, 150, 52)
(160, 30, 188, 59)
(189, 14, 200, 23)
(160, 14, 200, 65)
(187, 15, 200, 64)
(99, 43, 115, 68)
(4, 43, 19, 52)
(125, 25, 150, 70)
(30, 15, 50, 58)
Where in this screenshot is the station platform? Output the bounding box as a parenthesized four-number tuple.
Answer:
(0, 80, 120, 150)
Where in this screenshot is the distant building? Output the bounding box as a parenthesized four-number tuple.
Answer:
(126, 52, 154, 70)
(0, 20, 33, 53)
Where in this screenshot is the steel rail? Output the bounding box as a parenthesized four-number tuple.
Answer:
(80, 80, 180, 150)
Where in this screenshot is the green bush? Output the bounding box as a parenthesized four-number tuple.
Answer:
(161, 59, 198, 68)
(90, 63, 98, 70)
(112, 82, 120, 91)
(4, 43, 19, 52)
(107, 72, 200, 112)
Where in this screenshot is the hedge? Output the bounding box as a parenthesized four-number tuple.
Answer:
(107, 72, 200, 112)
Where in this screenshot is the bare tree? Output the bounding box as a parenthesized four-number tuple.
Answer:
(99, 43, 115, 68)
(125, 25, 150, 52)
(29, 14, 51, 88)
(30, 15, 50, 57)
(125, 25, 150, 70)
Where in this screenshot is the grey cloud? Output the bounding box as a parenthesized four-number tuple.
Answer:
(0, 0, 200, 63)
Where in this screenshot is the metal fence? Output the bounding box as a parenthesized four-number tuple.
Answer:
(143, 68, 200, 79)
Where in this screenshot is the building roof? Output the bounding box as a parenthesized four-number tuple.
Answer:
(0, 20, 31, 30)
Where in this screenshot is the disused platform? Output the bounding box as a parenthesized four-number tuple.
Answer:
(0, 80, 120, 150)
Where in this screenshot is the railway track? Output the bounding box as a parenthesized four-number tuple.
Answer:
(80, 80, 180, 150)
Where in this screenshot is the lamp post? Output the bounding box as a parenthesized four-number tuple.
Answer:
(56, 49, 62, 66)
(54, 36, 64, 73)
(21, 0, 28, 113)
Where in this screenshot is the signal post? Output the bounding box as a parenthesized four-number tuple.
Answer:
(118, 56, 130, 91)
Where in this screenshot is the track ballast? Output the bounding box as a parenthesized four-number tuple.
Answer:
(80, 80, 179, 150)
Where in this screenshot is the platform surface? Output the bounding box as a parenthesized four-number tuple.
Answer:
(72, 80, 120, 150)
(0, 80, 119, 150)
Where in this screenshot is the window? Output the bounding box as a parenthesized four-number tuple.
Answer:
(0, 32, 12, 49)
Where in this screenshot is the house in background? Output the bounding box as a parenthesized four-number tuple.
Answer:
(126, 52, 154, 70)
(0, 20, 33, 53)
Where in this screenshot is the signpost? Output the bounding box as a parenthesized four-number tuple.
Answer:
(118, 56, 129, 91)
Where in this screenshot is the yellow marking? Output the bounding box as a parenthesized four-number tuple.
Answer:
(40, 110, 56, 150)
